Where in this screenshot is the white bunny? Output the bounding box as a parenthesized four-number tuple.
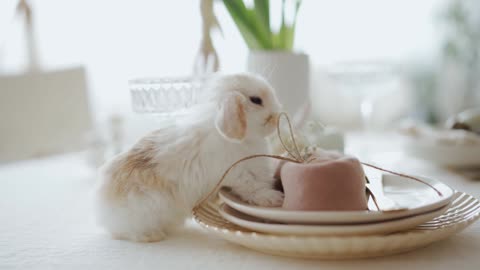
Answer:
(95, 73, 284, 242)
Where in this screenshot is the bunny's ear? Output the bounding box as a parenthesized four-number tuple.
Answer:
(215, 92, 247, 142)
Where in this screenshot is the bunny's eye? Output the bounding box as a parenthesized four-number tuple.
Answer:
(249, 96, 263, 106)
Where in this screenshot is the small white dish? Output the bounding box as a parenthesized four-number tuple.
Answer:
(404, 138, 480, 168)
(219, 203, 449, 236)
(219, 173, 454, 225)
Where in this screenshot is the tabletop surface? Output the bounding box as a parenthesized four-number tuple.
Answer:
(1, 133, 479, 270)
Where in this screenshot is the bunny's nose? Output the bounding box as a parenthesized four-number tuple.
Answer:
(269, 112, 280, 126)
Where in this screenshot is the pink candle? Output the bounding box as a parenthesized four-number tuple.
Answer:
(279, 150, 368, 211)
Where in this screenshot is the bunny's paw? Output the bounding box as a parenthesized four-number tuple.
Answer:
(245, 189, 284, 207)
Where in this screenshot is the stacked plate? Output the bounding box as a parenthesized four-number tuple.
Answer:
(193, 173, 480, 258)
(218, 173, 454, 236)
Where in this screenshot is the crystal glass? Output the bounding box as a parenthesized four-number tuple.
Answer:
(129, 76, 208, 114)
(325, 62, 402, 130)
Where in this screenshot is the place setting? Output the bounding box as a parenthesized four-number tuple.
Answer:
(217, 172, 455, 236)
(194, 175, 478, 259)
(399, 108, 480, 179)
(193, 114, 480, 259)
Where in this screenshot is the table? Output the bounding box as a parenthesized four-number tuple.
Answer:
(1, 133, 479, 269)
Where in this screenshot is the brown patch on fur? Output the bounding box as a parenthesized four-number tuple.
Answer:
(102, 131, 176, 201)
(235, 96, 247, 139)
(216, 93, 246, 141)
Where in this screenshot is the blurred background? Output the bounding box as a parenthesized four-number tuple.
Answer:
(0, 0, 479, 164)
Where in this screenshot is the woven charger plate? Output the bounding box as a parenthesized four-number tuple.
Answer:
(193, 192, 480, 259)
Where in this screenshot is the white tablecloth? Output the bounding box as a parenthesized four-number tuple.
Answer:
(1, 133, 479, 269)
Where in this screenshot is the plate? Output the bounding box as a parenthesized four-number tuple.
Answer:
(404, 137, 480, 168)
(219, 203, 449, 236)
(219, 173, 454, 225)
(193, 192, 480, 259)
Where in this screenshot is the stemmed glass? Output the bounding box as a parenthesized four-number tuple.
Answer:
(325, 62, 402, 130)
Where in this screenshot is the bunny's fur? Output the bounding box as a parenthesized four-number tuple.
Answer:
(95, 73, 284, 242)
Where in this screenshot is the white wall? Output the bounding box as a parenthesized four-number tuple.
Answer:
(0, 0, 444, 123)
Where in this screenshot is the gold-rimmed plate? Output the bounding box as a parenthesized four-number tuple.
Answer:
(218, 203, 448, 236)
(194, 192, 480, 259)
(219, 173, 454, 225)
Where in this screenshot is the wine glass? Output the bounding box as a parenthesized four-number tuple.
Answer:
(325, 62, 403, 130)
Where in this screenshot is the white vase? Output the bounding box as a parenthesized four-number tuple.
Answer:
(247, 51, 310, 117)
